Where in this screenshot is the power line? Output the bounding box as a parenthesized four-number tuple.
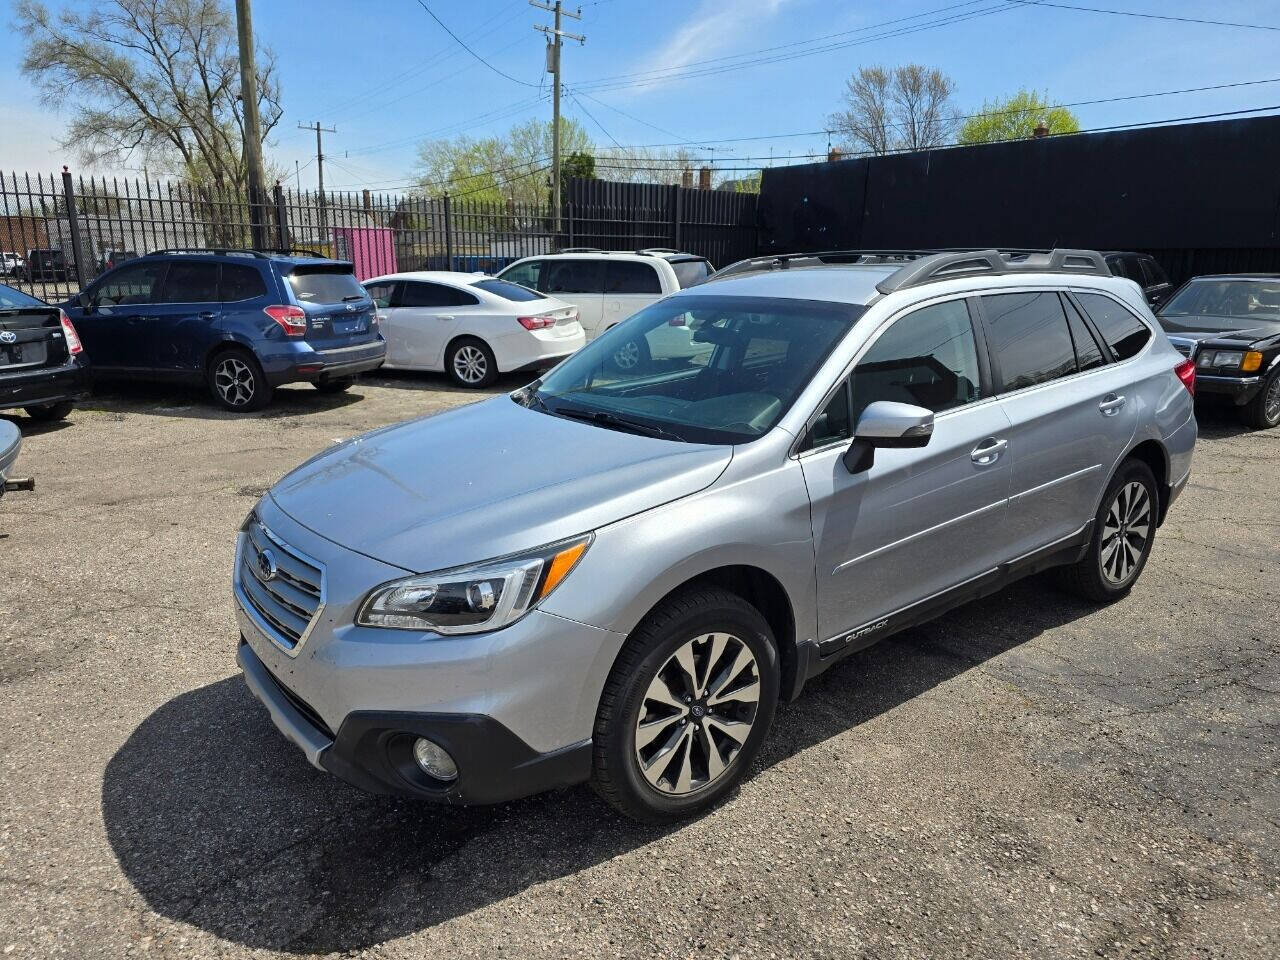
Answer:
(414, 0, 539, 87)
(568, 91, 623, 150)
(570, 88, 693, 143)
(348, 93, 550, 156)
(1011, 0, 1280, 31)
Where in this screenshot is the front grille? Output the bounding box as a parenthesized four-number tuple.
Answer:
(237, 516, 325, 652)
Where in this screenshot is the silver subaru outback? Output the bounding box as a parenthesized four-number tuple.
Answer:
(234, 249, 1197, 822)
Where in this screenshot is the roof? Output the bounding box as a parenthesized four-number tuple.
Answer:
(1182, 274, 1280, 281)
(364, 270, 490, 286)
(679, 264, 896, 305)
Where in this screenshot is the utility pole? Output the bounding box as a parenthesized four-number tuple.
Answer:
(531, 1, 583, 233)
(234, 0, 269, 249)
(298, 121, 336, 230)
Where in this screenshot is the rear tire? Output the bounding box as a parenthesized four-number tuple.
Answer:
(24, 400, 74, 422)
(315, 377, 355, 394)
(591, 586, 780, 823)
(445, 337, 498, 388)
(1238, 368, 1280, 429)
(1058, 458, 1159, 603)
(208, 348, 272, 412)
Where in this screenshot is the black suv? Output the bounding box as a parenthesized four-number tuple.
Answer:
(0, 283, 91, 422)
(1102, 252, 1172, 307)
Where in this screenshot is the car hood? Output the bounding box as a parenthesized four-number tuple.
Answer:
(269, 395, 732, 572)
(1158, 313, 1280, 345)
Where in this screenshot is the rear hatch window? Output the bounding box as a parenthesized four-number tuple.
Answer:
(671, 258, 713, 288)
(286, 265, 377, 346)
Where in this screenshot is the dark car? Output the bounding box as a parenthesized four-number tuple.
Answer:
(62, 249, 386, 411)
(95, 249, 137, 275)
(1103, 252, 1172, 307)
(24, 248, 69, 283)
(0, 282, 91, 422)
(1157, 274, 1280, 428)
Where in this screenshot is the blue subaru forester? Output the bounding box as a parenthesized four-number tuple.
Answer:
(62, 249, 386, 411)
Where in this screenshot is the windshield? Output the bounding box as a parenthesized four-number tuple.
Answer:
(528, 294, 859, 444)
(1161, 279, 1280, 320)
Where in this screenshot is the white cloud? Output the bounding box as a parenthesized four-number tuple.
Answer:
(637, 0, 797, 91)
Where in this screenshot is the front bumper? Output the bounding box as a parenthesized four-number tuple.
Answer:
(0, 355, 91, 412)
(233, 496, 624, 803)
(1195, 373, 1266, 404)
(237, 640, 591, 803)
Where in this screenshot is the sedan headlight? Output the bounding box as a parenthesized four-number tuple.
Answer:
(1198, 350, 1244, 369)
(357, 534, 592, 633)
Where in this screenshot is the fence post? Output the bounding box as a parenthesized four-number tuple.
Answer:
(443, 194, 454, 270)
(273, 182, 289, 249)
(61, 167, 87, 288)
(567, 202, 574, 248)
(669, 183, 682, 250)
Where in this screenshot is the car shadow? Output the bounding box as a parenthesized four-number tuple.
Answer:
(1192, 399, 1256, 440)
(81, 381, 364, 420)
(0, 412, 73, 436)
(364, 368, 534, 396)
(102, 577, 1095, 953)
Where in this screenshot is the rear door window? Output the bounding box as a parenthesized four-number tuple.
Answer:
(543, 259, 605, 295)
(398, 282, 479, 308)
(1076, 292, 1153, 361)
(287, 268, 366, 305)
(94, 261, 168, 307)
(671, 259, 713, 288)
(221, 264, 268, 302)
(980, 291, 1079, 391)
(605, 261, 662, 294)
(160, 261, 220, 303)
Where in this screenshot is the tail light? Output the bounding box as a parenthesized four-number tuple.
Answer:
(517, 315, 556, 330)
(264, 305, 307, 337)
(59, 309, 83, 355)
(1174, 358, 1196, 395)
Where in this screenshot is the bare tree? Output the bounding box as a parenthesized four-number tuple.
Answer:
(16, 0, 283, 193)
(830, 64, 957, 155)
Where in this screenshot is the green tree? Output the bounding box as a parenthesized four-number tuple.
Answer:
(561, 150, 596, 190)
(957, 89, 1080, 144)
(415, 118, 591, 205)
(17, 0, 283, 192)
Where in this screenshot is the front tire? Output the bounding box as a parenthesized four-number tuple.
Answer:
(445, 337, 498, 388)
(591, 586, 780, 823)
(1058, 458, 1158, 603)
(1239, 368, 1280, 429)
(24, 400, 74, 421)
(208, 348, 272, 412)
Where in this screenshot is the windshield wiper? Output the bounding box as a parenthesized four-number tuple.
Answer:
(552, 405, 684, 442)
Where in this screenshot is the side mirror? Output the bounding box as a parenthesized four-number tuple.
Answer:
(77, 291, 91, 310)
(842, 401, 935, 473)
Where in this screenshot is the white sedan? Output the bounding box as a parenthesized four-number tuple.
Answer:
(363, 272, 585, 388)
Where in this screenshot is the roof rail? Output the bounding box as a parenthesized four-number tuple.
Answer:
(143, 247, 329, 259)
(875, 248, 1109, 293)
(636, 247, 681, 255)
(711, 249, 937, 280)
(559, 246, 603, 253)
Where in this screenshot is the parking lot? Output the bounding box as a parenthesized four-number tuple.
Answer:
(1, 375, 1277, 959)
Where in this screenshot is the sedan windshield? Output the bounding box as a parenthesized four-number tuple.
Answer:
(528, 295, 860, 444)
(1161, 280, 1280, 320)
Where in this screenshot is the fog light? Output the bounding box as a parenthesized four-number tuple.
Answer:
(412, 737, 458, 781)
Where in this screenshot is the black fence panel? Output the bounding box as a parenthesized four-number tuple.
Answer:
(757, 115, 1280, 284)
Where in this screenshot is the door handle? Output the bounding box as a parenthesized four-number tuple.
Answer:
(971, 438, 1008, 465)
(199, 311, 215, 320)
(436, 315, 455, 321)
(1098, 394, 1126, 416)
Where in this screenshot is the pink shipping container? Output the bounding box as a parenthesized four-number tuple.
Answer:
(331, 227, 397, 281)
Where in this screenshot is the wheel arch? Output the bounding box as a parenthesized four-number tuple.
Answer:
(444, 333, 499, 373)
(614, 564, 800, 703)
(1123, 438, 1170, 525)
(202, 334, 258, 375)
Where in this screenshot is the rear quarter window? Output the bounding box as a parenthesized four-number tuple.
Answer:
(671, 259, 712, 288)
(221, 264, 268, 301)
(1076, 293, 1152, 361)
(287, 268, 367, 305)
(606, 261, 662, 294)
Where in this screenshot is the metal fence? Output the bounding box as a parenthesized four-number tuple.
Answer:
(1, 170, 760, 303)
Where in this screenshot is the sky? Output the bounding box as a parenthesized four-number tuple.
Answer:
(2, 0, 1280, 194)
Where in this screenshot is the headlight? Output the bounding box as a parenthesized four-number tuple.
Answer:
(1198, 350, 1244, 369)
(357, 534, 592, 633)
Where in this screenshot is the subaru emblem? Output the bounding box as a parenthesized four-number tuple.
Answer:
(257, 548, 279, 582)
(0, 330, 15, 344)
